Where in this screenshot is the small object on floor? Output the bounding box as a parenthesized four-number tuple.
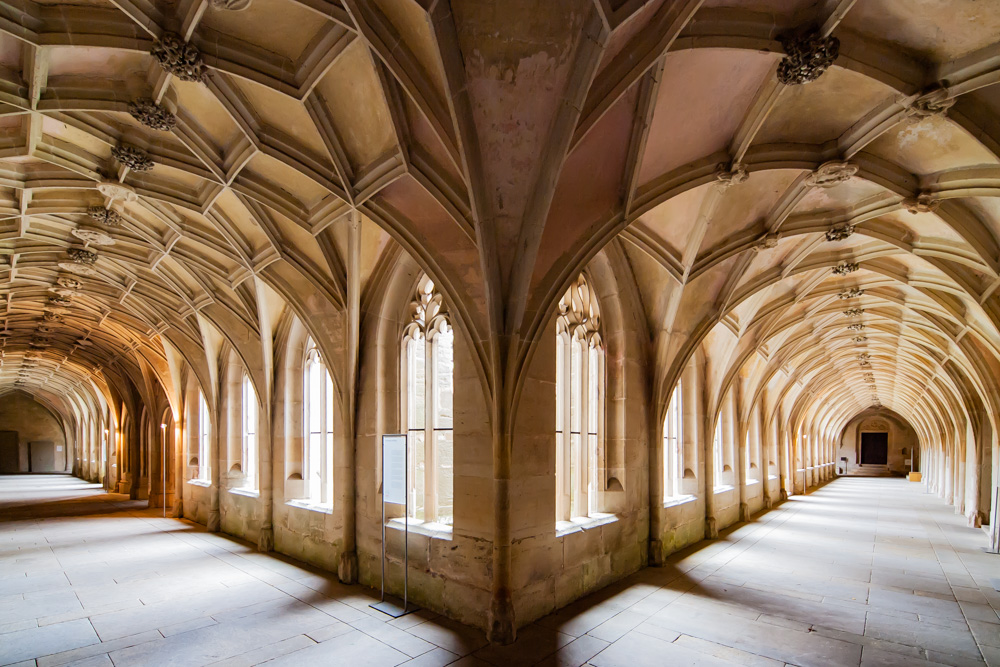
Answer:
(371, 595, 419, 618)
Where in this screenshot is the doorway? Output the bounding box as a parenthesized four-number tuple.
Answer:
(0, 431, 17, 472)
(861, 432, 888, 465)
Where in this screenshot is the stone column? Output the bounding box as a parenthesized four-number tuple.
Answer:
(172, 417, 184, 518)
(757, 404, 771, 508)
(955, 430, 966, 515)
(776, 413, 788, 500)
(149, 419, 162, 509)
(208, 399, 221, 532)
(965, 425, 980, 526)
(648, 402, 665, 565)
(988, 432, 999, 550)
(257, 412, 274, 550)
(128, 416, 141, 500)
(735, 388, 749, 522)
(338, 212, 361, 583)
(704, 382, 718, 538)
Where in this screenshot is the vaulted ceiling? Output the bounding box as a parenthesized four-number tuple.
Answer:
(1, 0, 999, 441)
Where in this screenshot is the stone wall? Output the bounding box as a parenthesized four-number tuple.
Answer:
(354, 265, 494, 628)
(0, 392, 67, 473)
(162, 251, 847, 637)
(838, 409, 918, 475)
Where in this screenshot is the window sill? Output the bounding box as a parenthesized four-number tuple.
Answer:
(386, 517, 453, 540)
(713, 484, 735, 494)
(768, 475, 778, 481)
(187, 479, 211, 488)
(229, 487, 259, 498)
(556, 512, 617, 537)
(662, 494, 696, 509)
(745, 479, 760, 486)
(286, 499, 333, 514)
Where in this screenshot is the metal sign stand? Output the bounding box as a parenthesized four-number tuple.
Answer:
(371, 434, 418, 618)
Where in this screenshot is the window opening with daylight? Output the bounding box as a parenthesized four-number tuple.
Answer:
(401, 276, 454, 525)
(664, 381, 683, 500)
(555, 273, 604, 522)
(304, 337, 335, 506)
(713, 416, 724, 485)
(242, 374, 257, 490)
(198, 391, 210, 481)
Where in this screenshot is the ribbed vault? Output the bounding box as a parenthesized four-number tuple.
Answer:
(2, 0, 1000, 643)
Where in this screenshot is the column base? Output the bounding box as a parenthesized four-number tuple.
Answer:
(258, 526, 274, 552)
(487, 588, 516, 645)
(338, 550, 358, 584)
(739, 502, 750, 522)
(705, 516, 718, 539)
(648, 538, 664, 567)
(207, 510, 220, 533)
(170, 499, 183, 519)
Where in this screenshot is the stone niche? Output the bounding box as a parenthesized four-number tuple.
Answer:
(837, 410, 918, 475)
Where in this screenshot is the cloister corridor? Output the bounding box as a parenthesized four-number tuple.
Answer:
(1, 474, 996, 667)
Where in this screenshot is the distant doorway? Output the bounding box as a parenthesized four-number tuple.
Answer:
(861, 432, 888, 465)
(0, 431, 17, 473)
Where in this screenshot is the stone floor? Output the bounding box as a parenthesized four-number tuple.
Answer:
(2, 475, 999, 667)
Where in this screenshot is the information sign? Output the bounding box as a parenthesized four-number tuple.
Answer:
(382, 434, 407, 505)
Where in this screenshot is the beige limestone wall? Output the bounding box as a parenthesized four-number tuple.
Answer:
(714, 487, 740, 530)
(158, 251, 837, 638)
(184, 481, 213, 525)
(510, 309, 650, 627)
(652, 362, 707, 561)
(354, 268, 494, 629)
(0, 393, 67, 472)
(271, 324, 349, 575)
(838, 410, 919, 475)
(657, 496, 705, 554)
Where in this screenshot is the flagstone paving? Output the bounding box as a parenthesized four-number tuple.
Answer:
(2, 475, 997, 666)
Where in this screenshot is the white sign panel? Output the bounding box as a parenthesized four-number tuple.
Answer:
(382, 434, 407, 505)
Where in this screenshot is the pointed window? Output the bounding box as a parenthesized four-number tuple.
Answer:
(242, 374, 257, 490)
(198, 391, 210, 481)
(304, 337, 335, 506)
(713, 416, 724, 485)
(555, 274, 604, 522)
(664, 382, 683, 499)
(401, 276, 454, 525)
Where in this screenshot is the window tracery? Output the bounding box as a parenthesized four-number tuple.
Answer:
(555, 273, 604, 522)
(401, 276, 454, 526)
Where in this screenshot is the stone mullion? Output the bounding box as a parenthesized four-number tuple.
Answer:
(578, 339, 590, 518)
(558, 335, 572, 523)
(321, 367, 331, 505)
(424, 334, 437, 522)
